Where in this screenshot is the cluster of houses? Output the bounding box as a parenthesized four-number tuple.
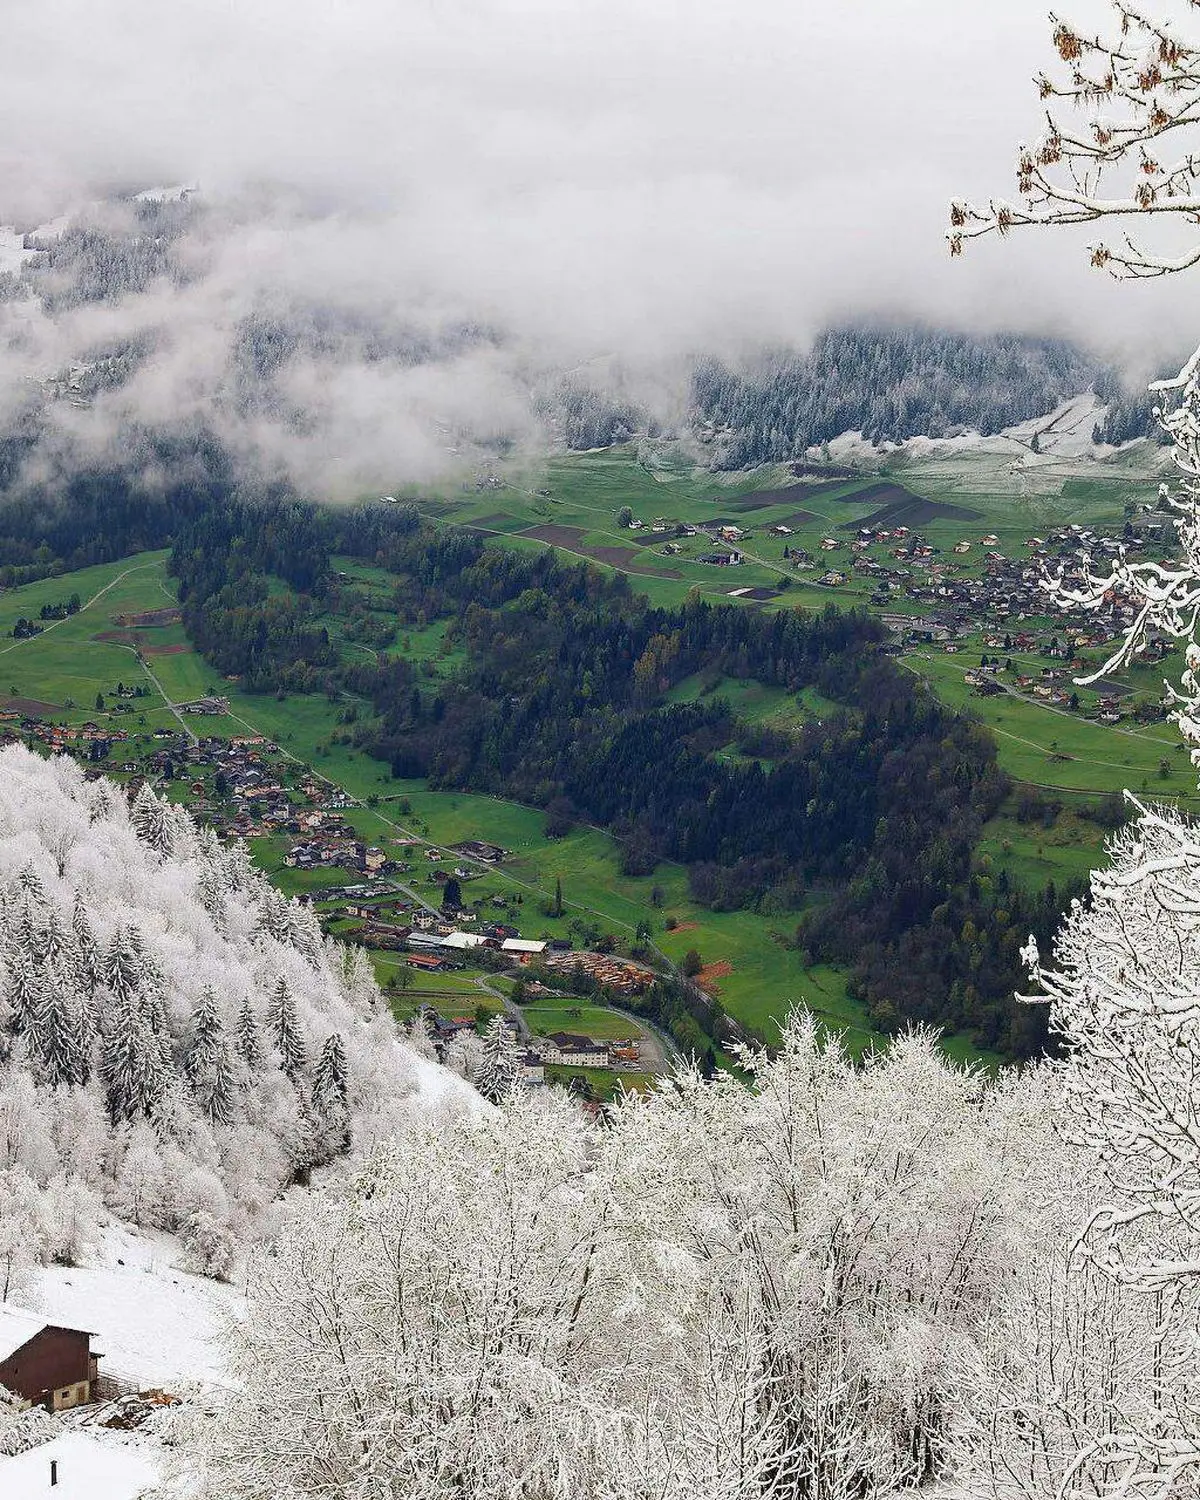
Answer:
(859, 523, 1160, 656)
(424, 1011, 642, 1079)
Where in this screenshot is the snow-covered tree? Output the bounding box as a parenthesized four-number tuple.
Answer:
(236, 996, 263, 1072)
(475, 1014, 521, 1103)
(1022, 809, 1200, 1495)
(0, 1167, 44, 1302)
(38, 1174, 100, 1267)
(957, 17, 1200, 1493)
(0, 745, 457, 1277)
(129, 781, 172, 856)
(102, 927, 143, 1005)
(266, 977, 307, 1081)
(196, 866, 227, 934)
(5, 952, 39, 1036)
(185, 987, 236, 1128)
(311, 1033, 349, 1147)
(100, 992, 169, 1123)
(951, 2, 1200, 280)
(406, 1007, 438, 1062)
(28, 980, 85, 1087)
(195, 1018, 1037, 1500)
(71, 891, 99, 989)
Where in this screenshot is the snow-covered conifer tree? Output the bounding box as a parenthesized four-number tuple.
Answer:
(5, 950, 39, 1035)
(185, 987, 237, 1128)
(266, 977, 307, 1080)
(196, 866, 227, 934)
(312, 1033, 349, 1153)
(28, 981, 84, 1088)
(103, 927, 142, 1004)
(236, 996, 263, 1072)
(129, 781, 172, 855)
(100, 994, 168, 1124)
(475, 1014, 521, 1103)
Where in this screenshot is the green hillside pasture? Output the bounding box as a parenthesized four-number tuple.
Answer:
(520, 1002, 650, 1044)
(143, 645, 224, 705)
(656, 912, 883, 1051)
(977, 811, 1111, 892)
(0, 553, 170, 638)
(0, 555, 176, 716)
(904, 649, 1197, 799)
(665, 673, 843, 729)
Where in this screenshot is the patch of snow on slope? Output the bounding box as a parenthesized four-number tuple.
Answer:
(805, 392, 1109, 467)
(133, 184, 196, 204)
(30, 1224, 241, 1389)
(1002, 392, 1105, 457)
(0, 227, 40, 276)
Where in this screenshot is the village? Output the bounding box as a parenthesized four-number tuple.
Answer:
(659, 502, 1177, 724)
(0, 716, 661, 1086)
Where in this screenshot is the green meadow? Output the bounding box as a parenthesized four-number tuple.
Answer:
(0, 455, 1177, 1065)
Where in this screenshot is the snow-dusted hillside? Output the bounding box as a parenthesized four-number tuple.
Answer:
(0, 745, 465, 1280)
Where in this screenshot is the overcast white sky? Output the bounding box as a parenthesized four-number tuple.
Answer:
(0, 0, 1188, 487)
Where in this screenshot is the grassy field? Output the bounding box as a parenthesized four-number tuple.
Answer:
(0, 554, 178, 717)
(1, 490, 1176, 1065)
(903, 648, 1197, 800)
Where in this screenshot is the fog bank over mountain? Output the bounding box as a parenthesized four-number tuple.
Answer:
(0, 0, 1174, 494)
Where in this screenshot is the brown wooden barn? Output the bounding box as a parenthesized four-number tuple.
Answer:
(0, 1306, 101, 1411)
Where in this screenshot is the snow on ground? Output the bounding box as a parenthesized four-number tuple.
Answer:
(28, 213, 71, 242)
(0, 226, 41, 276)
(811, 397, 1105, 469)
(29, 1225, 241, 1390)
(1003, 392, 1105, 457)
(133, 184, 196, 203)
(0, 1431, 162, 1500)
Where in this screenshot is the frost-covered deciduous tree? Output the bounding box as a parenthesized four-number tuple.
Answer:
(405, 1007, 438, 1062)
(194, 1019, 1040, 1500)
(956, 13, 1200, 1493)
(0, 1169, 42, 1302)
(951, 2, 1200, 279)
(1022, 809, 1200, 1496)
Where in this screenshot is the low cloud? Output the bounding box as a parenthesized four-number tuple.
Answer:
(0, 0, 1175, 493)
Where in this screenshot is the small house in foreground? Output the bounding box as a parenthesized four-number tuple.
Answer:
(0, 1306, 100, 1411)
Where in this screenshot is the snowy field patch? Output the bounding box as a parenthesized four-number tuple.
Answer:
(31, 1224, 241, 1389)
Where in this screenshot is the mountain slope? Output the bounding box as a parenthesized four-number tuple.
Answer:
(0, 744, 464, 1280)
